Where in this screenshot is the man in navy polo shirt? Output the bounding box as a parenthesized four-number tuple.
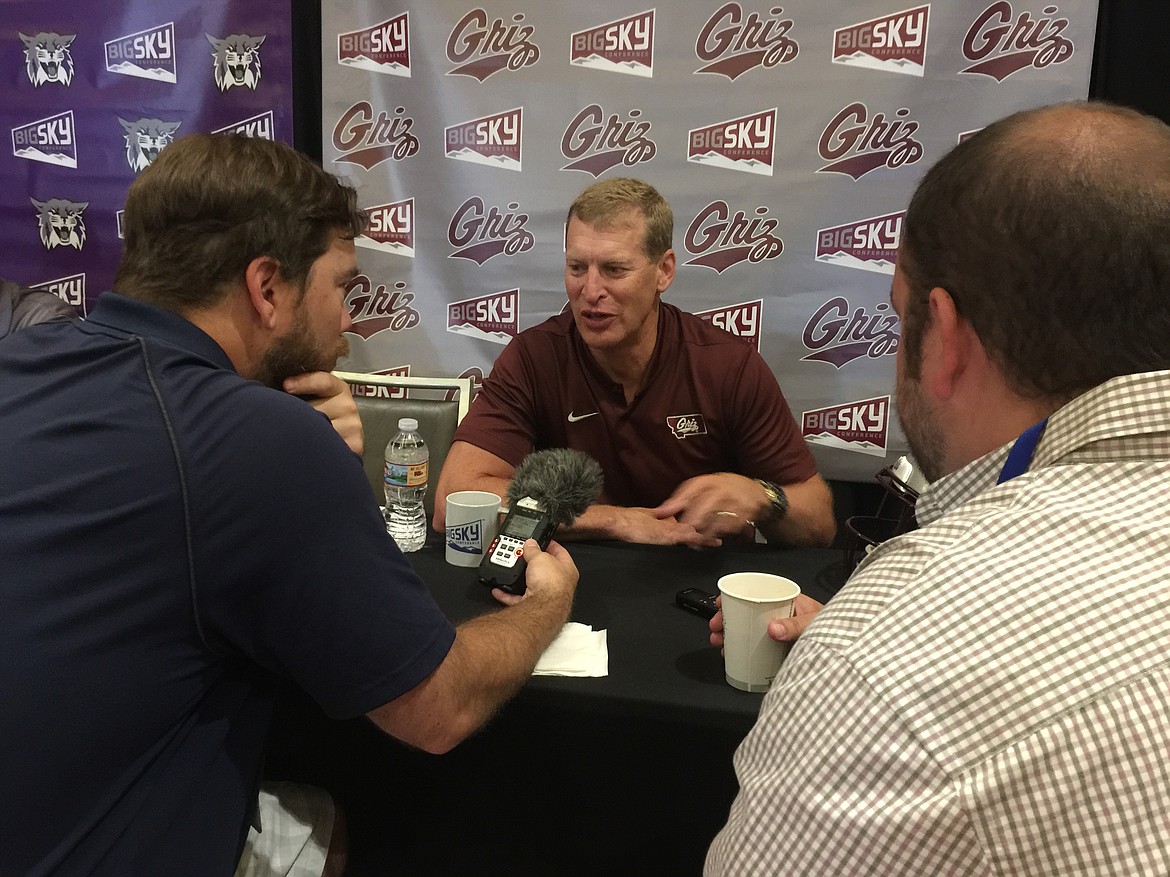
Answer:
(0, 133, 578, 876)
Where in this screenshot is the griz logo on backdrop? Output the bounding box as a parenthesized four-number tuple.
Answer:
(12, 110, 77, 169)
(695, 300, 763, 351)
(447, 289, 519, 344)
(817, 102, 923, 180)
(338, 13, 411, 77)
(446, 9, 540, 81)
(105, 23, 176, 83)
(802, 296, 899, 368)
(207, 33, 265, 91)
(19, 32, 75, 87)
(212, 111, 275, 141)
(570, 10, 655, 77)
(30, 273, 86, 314)
(802, 396, 890, 457)
(445, 108, 523, 171)
(448, 197, 534, 265)
(683, 201, 783, 273)
(832, 5, 929, 77)
(694, 3, 798, 80)
(560, 104, 656, 176)
(31, 198, 88, 251)
(119, 117, 181, 173)
(688, 108, 776, 176)
(333, 103, 419, 170)
(359, 198, 415, 257)
(961, 2, 1074, 81)
(344, 274, 421, 340)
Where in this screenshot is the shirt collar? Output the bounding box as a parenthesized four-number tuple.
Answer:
(84, 292, 236, 373)
(914, 370, 1170, 525)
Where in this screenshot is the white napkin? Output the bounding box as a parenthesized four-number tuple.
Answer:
(532, 622, 609, 677)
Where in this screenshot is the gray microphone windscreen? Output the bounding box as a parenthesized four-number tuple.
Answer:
(507, 448, 603, 527)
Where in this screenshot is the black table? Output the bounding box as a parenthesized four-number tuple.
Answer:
(265, 537, 848, 876)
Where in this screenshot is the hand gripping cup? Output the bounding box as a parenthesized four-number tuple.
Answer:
(717, 572, 800, 692)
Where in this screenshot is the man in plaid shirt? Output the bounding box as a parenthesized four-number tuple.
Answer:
(707, 100, 1170, 875)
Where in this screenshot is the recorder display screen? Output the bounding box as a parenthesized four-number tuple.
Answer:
(502, 507, 543, 539)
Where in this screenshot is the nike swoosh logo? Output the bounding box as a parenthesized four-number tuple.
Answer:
(567, 411, 599, 423)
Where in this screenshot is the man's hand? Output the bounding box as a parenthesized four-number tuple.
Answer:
(708, 594, 824, 649)
(491, 539, 579, 607)
(653, 473, 766, 542)
(284, 371, 364, 456)
(559, 505, 721, 549)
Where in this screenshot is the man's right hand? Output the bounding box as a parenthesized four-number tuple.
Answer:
(560, 505, 722, 549)
(491, 539, 578, 606)
(708, 594, 824, 649)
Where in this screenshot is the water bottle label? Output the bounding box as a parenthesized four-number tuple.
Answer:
(385, 460, 428, 488)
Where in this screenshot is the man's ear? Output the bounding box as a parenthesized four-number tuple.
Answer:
(925, 286, 970, 401)
(656, 248, 676, 293)
(243, 256, 284, 329)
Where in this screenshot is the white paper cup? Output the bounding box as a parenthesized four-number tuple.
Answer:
(717, 572, 801, 692)
(444, 491, 502, 567)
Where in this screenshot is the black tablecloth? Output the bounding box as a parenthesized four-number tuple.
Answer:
(266, 537, 849, 876)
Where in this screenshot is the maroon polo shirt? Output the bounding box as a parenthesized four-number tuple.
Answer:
(454, 302, 817, 507)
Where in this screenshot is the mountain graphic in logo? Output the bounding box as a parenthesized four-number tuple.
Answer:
(815, 211, 903, 275)
(570, 10, 654, 77)
(833, 6, 929, 77)
(339, 13, 411, 77)
(688, 109, 776, 176)
(802, 396, 890, 457)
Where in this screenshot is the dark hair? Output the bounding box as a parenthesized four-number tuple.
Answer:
(900, 100, 1170, 401)
(114, 133, 366, 311)
(566, 177, 673, 259)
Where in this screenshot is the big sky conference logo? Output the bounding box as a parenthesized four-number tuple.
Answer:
(445, 108, 523, 172)
(694, 3, 798, 80)
(801, 296, 899, 368)
(359, 198, 415, 258)
(695, 299, 763, 352)
(207, 32, 265, 91)
(446, 9, 540, 81)
(333, 103, 419, 171)
(960, 3, 1074, 81)
(683, 200, 784, 273)
(570, 10, 654, 78)
(817, 102, 924, 180)
(447, 289, 520, 345)
(349, 365, 411, 400)
(106, 23, 176, 84)
(688, 109, 776, 176)
(19, 32, 75, 87)
(30, 272, 86, 315)
(212, 111, 275, 141)
(344, 274, 421, 341)
(448, 197, 534, 265)
(802, 396, 890, 457)
(12, 110, 76, 169)
(338, 14, 410, 77)
(560, 103, 656, 176)
(815, 211, 903, 275)
(832, 5, 929, 77)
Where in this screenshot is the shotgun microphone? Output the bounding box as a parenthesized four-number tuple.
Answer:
(478, 448, 603, 594)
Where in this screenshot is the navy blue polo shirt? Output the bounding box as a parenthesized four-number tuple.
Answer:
(0, 293, 455, 875)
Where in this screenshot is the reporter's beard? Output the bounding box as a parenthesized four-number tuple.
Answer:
(255, 320, 349, 390)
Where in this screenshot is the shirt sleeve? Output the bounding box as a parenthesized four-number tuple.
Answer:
(451, 334, 540, 468)
(705, 642, 988, 876)
(727, 351, 819, 486)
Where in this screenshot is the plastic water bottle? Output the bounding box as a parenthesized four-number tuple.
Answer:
(384, 417, 428, 552)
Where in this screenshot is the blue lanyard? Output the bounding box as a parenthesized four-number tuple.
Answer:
(996, 418, 1049, 484)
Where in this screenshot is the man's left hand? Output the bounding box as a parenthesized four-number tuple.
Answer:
(284, 371, 364, 456)
(653, 473, 765, 541)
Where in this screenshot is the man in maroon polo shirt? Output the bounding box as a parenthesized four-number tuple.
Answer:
(435, 178, 835, 549)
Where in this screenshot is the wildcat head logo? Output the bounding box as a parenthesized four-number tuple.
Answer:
(207, 33, 265, 91)
(31, 198, 88, 250)
(119, 117, 181, 172)
(20, 32, 76, 87)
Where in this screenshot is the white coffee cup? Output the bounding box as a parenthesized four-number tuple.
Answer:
(717, 572, 801, 692)
(444, 491, 502, 567)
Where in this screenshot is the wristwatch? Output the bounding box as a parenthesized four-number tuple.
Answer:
(753, 479, 789, 525)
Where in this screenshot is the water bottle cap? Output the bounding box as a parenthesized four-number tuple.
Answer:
(397, 417, 419, 431)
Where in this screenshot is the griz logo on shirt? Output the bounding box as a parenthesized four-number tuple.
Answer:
(817, 102, 923, 180)
(802, 297, 899, 368)
(19, 32, 76, 87)
(31, 197, 88, 251)
(207, 33, 265, 91)
(333, 103, 420, 170)
(446, 9, 540, 81)
(694, 3, 798, 80)
(344, 274, 421, 340)
(119, 117, 181, 172)
(667, 414, 708, 439)
(961, 2, 1074, 81)
(561, 104, 656, 176)
(683, 201, 783, 273)
(448, 197, 534, 265)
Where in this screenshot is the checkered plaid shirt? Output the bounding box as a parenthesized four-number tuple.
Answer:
(706, 370, 1170, 876)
